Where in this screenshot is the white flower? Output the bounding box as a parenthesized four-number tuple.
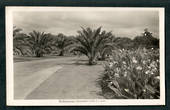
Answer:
(124, 89, 129, 92)
(152, 67, 157, 72)
(145, 70, 150, 74)
(109, 62, 113, 67)
(123, 61, 126, 65)
(132, 57, 137, 63)
(143, 60, 146, 64)
(155, 76, 160, 80)
(136, 66, 142, 70)
(150, 61, 156, 68)
(114, 73, 119, 77)
(124, 71, 127, 77)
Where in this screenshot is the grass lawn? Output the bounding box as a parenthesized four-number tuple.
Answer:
(14, 56, 104, 99)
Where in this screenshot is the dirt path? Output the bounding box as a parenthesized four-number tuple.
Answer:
(14, 58, 63, 99)
(14, 56, 104, 99)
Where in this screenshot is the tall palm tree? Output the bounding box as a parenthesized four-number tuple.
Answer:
(70, 27, 113, 65)
(55, 33, 73, 56)
(27, 30, 54, 57)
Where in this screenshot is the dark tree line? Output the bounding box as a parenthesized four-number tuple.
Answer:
(13, 27, 159, 65)
(113, 29, 159, 50)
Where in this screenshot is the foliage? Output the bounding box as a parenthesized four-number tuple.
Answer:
(113, 37, 134, 50)
(97, 35, 116, 60)
(27, 30, 54, 57)
(70, 27, 113, 65)
(133, 29, 159, 49)
(99, 48, 160, 99)
(13, 27, 29, 55)
(54, 33, 73, 56)
(13, 26, 22, 36)
(13, 27, 159, 59)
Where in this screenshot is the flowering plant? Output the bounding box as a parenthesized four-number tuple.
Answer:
(99, 48, 160, 99)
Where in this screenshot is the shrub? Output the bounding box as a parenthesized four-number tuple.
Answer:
(99, 48, 160, 99)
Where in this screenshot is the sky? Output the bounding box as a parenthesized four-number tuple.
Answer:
(13, 8, 159, 39)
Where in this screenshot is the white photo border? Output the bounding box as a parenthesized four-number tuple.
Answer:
(6, 7, 165, 106)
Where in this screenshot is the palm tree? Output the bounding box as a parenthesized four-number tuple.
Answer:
(13, 27, 28, 55)
(98, 44, 114, 60)
(98, 35, 116, 60)
(55, 33, 73, 56)
(70, 27, 113, 65)
(27, 30, 54, 57)
(13, 26, 22, 37)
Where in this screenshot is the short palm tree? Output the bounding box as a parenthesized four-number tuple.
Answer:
(98, 44, 114, 60)
(55, 33, 73, 56)
(98, 35, 116, 60)
(71, 27, 113, 65)
(13, 27, 28, 55)
(27, 30, 54, 57)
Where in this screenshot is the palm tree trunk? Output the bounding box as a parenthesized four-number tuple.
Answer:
(59, 50, 64, 56)
(88, 56, 96, 65)
(35, 51, 43, 57)
(36, 53, 40, 57)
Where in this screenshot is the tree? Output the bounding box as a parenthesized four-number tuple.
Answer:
(70, 27, 113, 65)
(113, 37, 134, 50)
(98, 35, 116, 60)
(133, 29, 159, 49)
(27, 30, 54, 57)
(143, 28, 152, 38)
(13, 27, 28, 55)
(55, 33, 73, 56)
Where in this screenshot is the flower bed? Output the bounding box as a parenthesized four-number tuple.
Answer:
(99, 48, 160, 99)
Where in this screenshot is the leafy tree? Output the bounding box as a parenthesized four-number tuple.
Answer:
(133, 29, 159, 49)
(27, 30, 54, 57)
(70, 27, 113, 65)
(113, 37, 134, 50)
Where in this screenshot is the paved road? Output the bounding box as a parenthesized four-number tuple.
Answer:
(14, 56, 104, 99)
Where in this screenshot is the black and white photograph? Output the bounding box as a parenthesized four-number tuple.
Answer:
(6, 7, 165, 106)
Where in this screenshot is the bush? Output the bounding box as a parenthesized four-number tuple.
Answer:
(99, 48, 160, 99)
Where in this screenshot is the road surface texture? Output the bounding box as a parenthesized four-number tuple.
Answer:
(14, 56, 104, 99)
